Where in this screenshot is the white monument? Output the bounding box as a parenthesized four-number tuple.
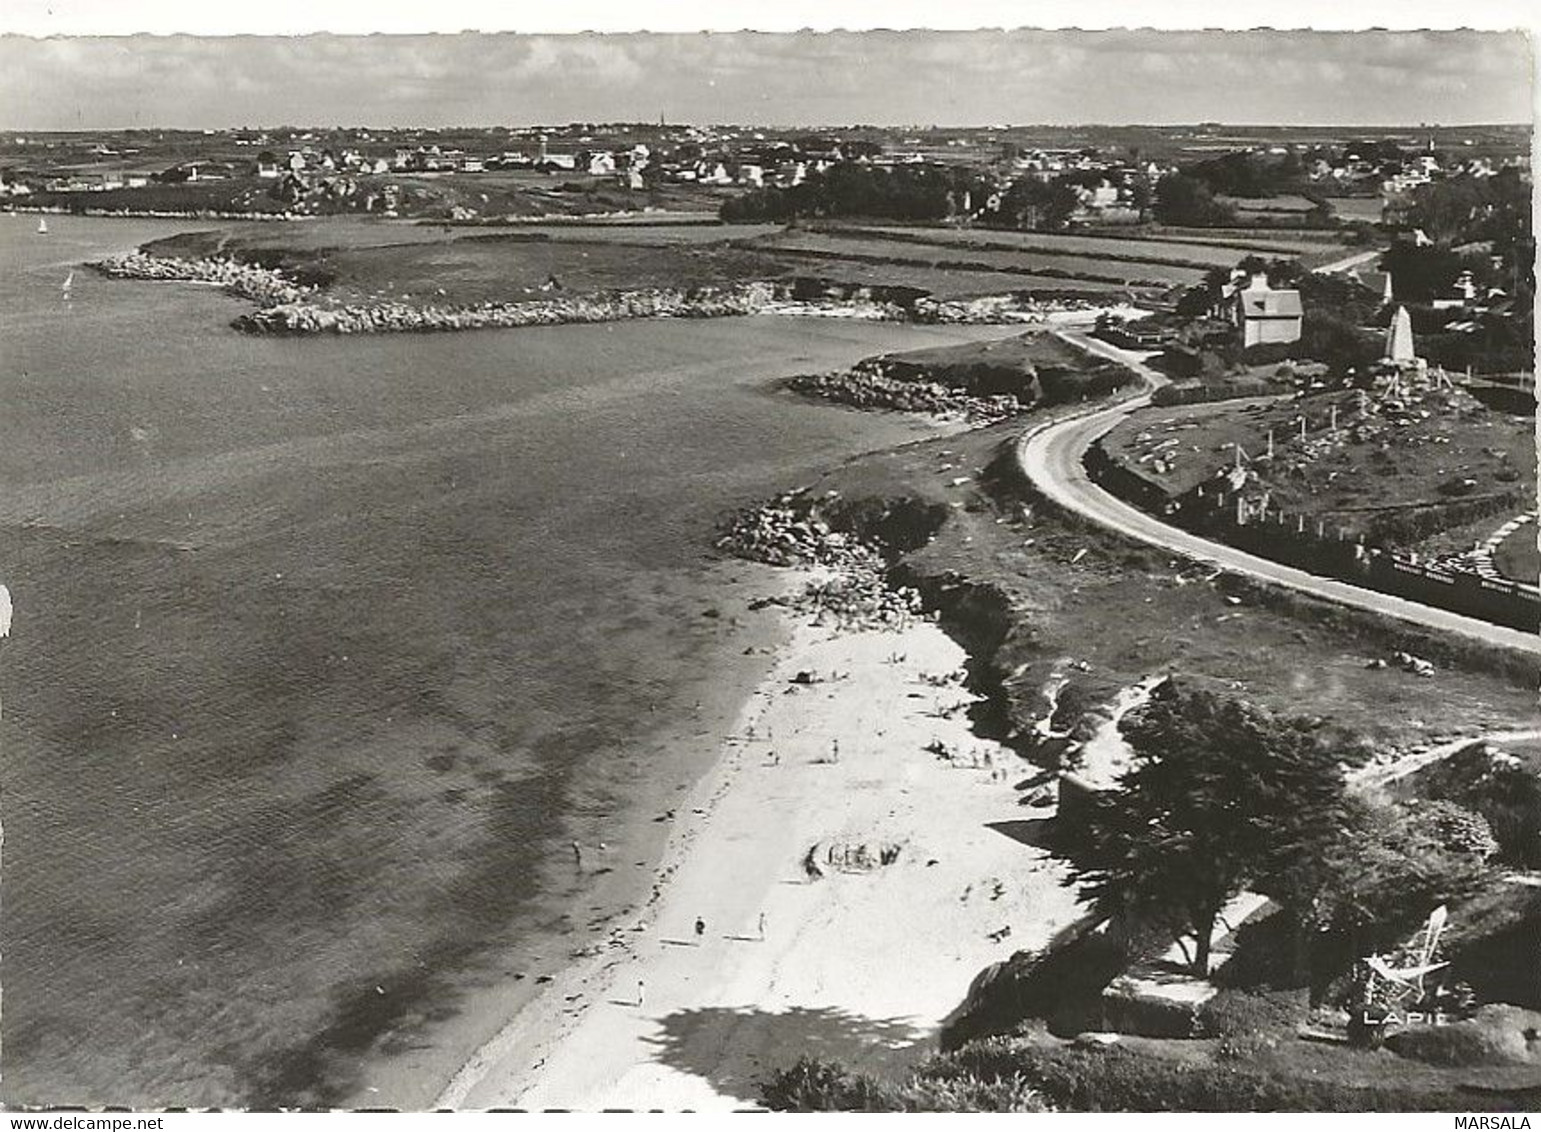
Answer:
(1384, 305, 1417, 364)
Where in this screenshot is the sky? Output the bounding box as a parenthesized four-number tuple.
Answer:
(0, 27, 1531, 130)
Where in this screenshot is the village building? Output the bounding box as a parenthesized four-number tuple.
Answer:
(1431, 270, 1479, 310)
(1233, 273, 1303, 348)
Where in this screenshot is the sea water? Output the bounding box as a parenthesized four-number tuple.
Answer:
(0, 215, 1010, 1106)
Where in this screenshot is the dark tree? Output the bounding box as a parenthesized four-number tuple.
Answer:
(987, 177, 1080, 231)
(1153, 173, 1235, 227)
(1055, 679, 1349, 976)
(1262, 795, 1494, 979)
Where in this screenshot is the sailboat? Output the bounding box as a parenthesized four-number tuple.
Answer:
(36, 217, 47, 234)
(62, 270, 74, 298)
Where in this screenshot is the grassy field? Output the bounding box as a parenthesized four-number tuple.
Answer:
(749, 229, 1208, 287)
(1324, 196, 1386, 225)
(1080, 225, 1354, 254)
(142, 219, 1144, 305)
(126, 207, 1367, 313)
(818, 224, 1258, 269)
(292, 235, 781, 305)
(829, 220, 1357, 268)
(1218, 193, 1320, 213)
(768, 259, 1133, 298)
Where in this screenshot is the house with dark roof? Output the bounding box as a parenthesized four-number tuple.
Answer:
(1349, 268, 1395, 306)
(1233, 273, 1303, 348)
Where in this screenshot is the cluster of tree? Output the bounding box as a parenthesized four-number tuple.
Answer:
(983, 177, 1082, 232)
(1182, 151, 1286, 198)
(1151, 173, 1236, 227)
(1381, 242, 1496, 304)
(720, 162, 991, 224)
(720, 162, 1154, 231)
(1054, 679, 1496, 985)
(1381, 172, 1534, 373)
(1405, 168, 1530, 247)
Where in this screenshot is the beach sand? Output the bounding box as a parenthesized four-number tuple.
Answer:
(436, 583, 1087, 1110)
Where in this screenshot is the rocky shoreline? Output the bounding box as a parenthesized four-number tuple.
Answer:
(92, 249, 1106, 336)
(787, 365, 1026, 423)
(93, 251, 317, 306)
(716, 494, 928, 630)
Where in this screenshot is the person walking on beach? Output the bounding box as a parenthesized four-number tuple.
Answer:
(636, 979, 645, 1007)
(571, 840, 583, 869)
(694, 916, 706, 942)
(758, 912, 767, 942)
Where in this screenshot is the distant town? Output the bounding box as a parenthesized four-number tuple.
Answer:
(0, 121, 1528, 228)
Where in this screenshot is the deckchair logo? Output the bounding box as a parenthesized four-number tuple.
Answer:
(1357, 1008, 1452, 1026)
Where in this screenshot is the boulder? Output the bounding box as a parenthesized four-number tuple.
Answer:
(1385, 1003, 1541, 1067)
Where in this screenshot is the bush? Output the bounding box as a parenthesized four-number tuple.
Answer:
(1197, 989, 1308, 1039)
(1215, 1033, 1279, 1062)
(989, 1041, 1526, 1111)
(758, 1056, 901, 1111)
(894, 1071, 1049, 1112)
(757, 1054, 1050, 1112)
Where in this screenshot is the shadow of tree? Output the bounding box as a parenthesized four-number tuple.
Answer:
(641, 1004, 929, 1104)
(986, 817, 1056, 849)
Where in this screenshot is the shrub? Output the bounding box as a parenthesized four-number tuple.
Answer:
(1214, 1033, 1279, 1062)
(757, 1053, 1050, 1112)
(758, 1056, 901, 1111)
(894, 1071, 1049, 1112)
(994, 1042, 1524, 1111)
(1197, 989, 1308, 1039)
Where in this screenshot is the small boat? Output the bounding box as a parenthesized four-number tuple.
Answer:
(62, 270, 74, 297)
(36, 218, 47, 234)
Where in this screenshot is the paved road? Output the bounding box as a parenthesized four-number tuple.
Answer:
(1312, 247, 1383, 275)
(1017, 337, 1541, 657)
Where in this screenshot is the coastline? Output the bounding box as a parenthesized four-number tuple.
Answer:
(433, 566, 1086, 1111)
(339, 560, 809, 1111)
(91, 249, 1108, 336)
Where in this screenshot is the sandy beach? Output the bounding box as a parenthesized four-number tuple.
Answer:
(436, 578, 1088, 1110)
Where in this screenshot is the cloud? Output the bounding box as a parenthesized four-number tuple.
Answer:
(0, 28, 1529, 128)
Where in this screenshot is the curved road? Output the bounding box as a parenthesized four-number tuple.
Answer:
(1020, 331, 1541, 657)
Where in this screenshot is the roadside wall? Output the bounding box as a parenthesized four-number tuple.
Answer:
(1085, 440, 1541, 633)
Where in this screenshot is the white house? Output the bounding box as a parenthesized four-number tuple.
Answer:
(1233, 274, 1303, 348)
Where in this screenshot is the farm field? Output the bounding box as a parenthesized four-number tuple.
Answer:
(1324, 195, 1386, 225)
(1218, 193, 1320, 219)
(834, 220, 1356, 266)
(762, 259, 1134, 299)
(820, 223, 1253, 268)
(141, 221, 1141, 305)
(146, 220, 780, 260)
(749, 228, 1208, 286)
